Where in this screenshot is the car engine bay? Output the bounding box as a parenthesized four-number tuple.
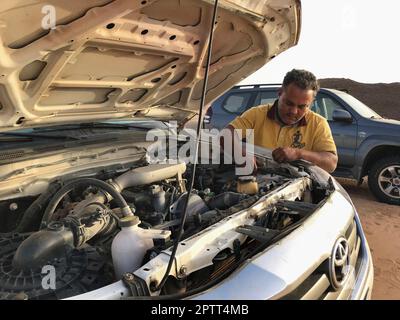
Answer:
(0, 154, 331, 300)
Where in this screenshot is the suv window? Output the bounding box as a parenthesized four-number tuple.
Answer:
(312, 93, 345, 121)
(222, 92, 252, 114)
(254, 90, 278, 106)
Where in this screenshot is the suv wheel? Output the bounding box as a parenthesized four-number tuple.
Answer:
(368, 156, 400, 205)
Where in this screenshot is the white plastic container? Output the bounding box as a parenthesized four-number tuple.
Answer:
(111, 216, 170, 280)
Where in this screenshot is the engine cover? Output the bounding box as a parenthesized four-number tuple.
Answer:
(0, 233, 112, 300)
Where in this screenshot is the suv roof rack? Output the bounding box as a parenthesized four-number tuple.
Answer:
(233, 83, 282, 89)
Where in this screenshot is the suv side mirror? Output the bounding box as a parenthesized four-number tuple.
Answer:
(332, 109, 353, 123)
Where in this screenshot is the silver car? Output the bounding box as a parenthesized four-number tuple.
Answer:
(0, 0, 372, 300)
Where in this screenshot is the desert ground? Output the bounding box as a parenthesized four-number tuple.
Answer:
(337, 178, 400, 299)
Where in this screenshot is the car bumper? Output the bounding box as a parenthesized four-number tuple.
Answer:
(349, 213, 374, 300)
(190, 191, 374, 300)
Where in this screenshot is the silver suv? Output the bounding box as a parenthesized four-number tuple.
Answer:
(0, 0, 372, 300)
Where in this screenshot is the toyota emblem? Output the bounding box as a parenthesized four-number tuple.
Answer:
(329, 237, 350, 290)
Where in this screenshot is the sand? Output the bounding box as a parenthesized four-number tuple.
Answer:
(337, 178, 400, 300)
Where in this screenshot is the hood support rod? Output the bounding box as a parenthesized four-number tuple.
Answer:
(155, 0, 220, 293)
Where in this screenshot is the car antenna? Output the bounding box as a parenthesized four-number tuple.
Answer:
(155, 0, 219, 293)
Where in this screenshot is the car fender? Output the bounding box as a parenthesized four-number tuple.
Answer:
(354, 136, 400, 180)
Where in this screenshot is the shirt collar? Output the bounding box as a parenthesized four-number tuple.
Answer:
(267, 99, 307, 127)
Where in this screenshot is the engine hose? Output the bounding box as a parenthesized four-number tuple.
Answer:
(162, 183, 176, 220)
(66, 213, 111, 247)
(13, 208, 118, 270)
(16, 182, 63, 232)
(41, 178, 133, 228)
(207, 192, 246, 210)
(71, 194, 108, 217)
(16, 171, 124, 232)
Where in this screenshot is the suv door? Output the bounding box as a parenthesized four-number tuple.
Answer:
(312, 92, 358, 170)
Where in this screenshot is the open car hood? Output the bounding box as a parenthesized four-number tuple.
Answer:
(0, 0, 301, 132)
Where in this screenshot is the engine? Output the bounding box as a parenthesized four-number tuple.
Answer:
(0, 160, 325, 299)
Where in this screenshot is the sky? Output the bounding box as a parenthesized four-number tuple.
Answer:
(241, 0, 400, 85)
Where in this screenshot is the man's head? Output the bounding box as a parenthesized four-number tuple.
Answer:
(277, 69, 319, 125)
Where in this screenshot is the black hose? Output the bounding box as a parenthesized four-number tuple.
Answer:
(207, 192, 246, 210)
(163, 183, 177, 220)
(40, 178, 132, 228)
(156, 0, 219, 292)
(16, 182, 62, 232)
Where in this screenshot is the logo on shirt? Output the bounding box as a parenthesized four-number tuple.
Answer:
(291, 130, 305, 149)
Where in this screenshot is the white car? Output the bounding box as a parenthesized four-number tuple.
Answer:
(0, 0, 372, 300)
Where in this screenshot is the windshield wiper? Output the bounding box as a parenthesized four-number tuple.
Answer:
(0, 132, 80, 140)
(33, 122, 152, 133)
(87, 123, 151, 130)
(0, 122, 155, 143)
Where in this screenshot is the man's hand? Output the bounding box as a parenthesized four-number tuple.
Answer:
(272, 147, 300, 163)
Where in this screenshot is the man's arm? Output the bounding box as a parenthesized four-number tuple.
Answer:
(272, 147, 338, 173)
(220, 107, 259, 164)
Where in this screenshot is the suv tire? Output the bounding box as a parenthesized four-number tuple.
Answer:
(368, 155, 400, 205)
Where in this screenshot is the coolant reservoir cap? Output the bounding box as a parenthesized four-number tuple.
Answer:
(119, 215, 140, 228)
(237, 175, 258, 195)
(238, 175, 256, 182)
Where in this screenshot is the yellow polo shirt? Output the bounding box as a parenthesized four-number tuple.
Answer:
(229, 102, 337, 154)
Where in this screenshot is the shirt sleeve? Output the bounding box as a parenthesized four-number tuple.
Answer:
(229, 107, 259, 139)
(312, 118, 337, 154)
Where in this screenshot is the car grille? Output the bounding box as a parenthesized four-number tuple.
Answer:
(281, 219, 361, 300)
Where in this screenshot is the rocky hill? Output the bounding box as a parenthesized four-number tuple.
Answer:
(319, 78, 400, 120)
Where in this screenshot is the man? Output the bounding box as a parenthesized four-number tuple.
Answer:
(224, 69, 338, 173)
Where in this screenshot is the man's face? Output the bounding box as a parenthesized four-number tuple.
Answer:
(277, 83, 315, 125)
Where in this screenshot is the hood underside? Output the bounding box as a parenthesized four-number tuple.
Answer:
(0, 0, 301, 131)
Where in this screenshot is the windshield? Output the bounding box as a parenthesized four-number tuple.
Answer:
(333, 90, 382, 119)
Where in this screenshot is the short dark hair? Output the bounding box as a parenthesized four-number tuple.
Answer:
(282, 69, 320, 93)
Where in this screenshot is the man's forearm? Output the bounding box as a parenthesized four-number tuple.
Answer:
(297, 149, 338, 173)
